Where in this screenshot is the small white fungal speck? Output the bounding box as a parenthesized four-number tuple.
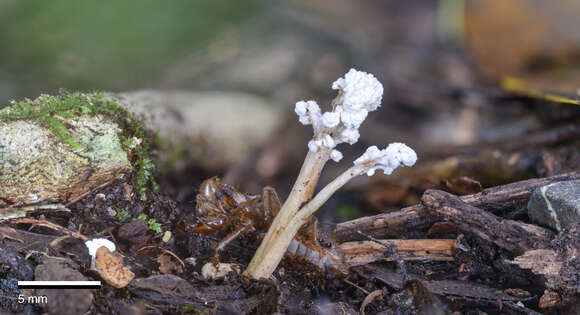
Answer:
(321, 111, 340, 128)
(295, 100, 321, 126)
(339, 128, 360, 145)
(339, 108, 368, 128)
(85, 238, 116, 259)
(322, 134, 335, 148)
(308, 139, 319, 152)
(330, 150, 343, 162)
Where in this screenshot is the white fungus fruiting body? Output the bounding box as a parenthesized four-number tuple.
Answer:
(294, 68, 384, 161)
(332, 68, 383, 112)
(85, 238, 116, 259)
(354, 142, 417, 176)
(246, 67, 418, 280)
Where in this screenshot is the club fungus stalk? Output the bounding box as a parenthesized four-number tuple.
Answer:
(244, 69, 417, 279)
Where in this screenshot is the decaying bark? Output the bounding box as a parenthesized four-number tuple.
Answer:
(507, 223, 580, 298)
(421, 189, 553, 254)
(339, 239, 455, 266)
(335, 171, 579, 242)
(355, 265, 521, 302)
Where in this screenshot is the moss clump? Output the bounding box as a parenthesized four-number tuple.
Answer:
(137, 213, 163, 233)
(116, 207, 132, 222)
(0, 92, 158, 201)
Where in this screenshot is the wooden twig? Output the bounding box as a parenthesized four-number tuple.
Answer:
(335, 171, 579, 242)
(421, 189, 553, 254)
(339, 239, 455, 267)
(7, 217, 88, 241)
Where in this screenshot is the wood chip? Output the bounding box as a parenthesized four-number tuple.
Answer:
(95, 246, 135, 288)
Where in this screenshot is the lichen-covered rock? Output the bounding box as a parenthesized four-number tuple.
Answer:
(0, 117, 130, 205)
(118, 90, 283, 171)
(0, 93, 141, 208)
(528, 180, 580, 232)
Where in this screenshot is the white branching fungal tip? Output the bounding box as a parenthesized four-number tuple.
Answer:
(294, 68, 385, 162)
(354, 142, 417, 176)
(332, 68, 383, 112)
(330, 149, 343, 162)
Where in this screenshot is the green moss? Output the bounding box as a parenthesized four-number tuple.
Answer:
(337, 204, 360, 221)
(137, 213, 162, 233)
(116, 207, 132, 222)
(0, 92, 158, 201)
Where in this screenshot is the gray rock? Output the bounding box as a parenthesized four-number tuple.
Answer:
(118, 90, 283, 171)
(528, 180, 580, 232)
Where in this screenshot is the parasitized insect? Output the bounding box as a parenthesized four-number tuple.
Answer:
(193, 177, 347, 275)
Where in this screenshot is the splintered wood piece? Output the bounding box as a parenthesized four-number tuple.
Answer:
(335, 171, 579, 242)
(507, 249, 562, 277)
(339, 239, 455, 267)
(95, 246, 135, 288)
(421, 189, 553, 254)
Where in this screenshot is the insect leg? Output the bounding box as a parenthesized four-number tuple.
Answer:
(214, 223, 255, 261)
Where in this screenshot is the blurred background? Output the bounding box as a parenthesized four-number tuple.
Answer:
(1, 0, 579, 220)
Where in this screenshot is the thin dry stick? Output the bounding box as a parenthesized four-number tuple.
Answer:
(8, 217, 88, 241)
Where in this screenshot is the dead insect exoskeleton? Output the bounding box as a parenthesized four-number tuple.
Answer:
(193, 177, 280, 258)
(193, 177, 347, 275)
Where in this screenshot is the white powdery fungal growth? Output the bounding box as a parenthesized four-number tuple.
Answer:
(294, 68, 384, 161)
(354, 142, 417, 176)
(85, 238, 116, 259)
(332, 68, 383, 112)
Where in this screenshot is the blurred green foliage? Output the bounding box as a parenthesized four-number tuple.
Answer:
(0, 0, 259, 97)
(337, 204, 360, 221)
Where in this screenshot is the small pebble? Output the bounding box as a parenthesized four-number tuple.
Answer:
(184, 257, 197, 266)
(201, 262, 240, 281)
(106, 207, 117, 217)
(528, 180, 580, 232)
(162, 231, 172, 243)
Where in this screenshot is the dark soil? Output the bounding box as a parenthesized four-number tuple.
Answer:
(1, 163, 578, 314)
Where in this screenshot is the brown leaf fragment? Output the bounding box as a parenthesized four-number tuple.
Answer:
(504, 288, 531, 298)
(157, 253, 183, 275)
(440, 176, 482, 195)
(539, 291, 561, 309)
(95, 246, 135, 288)
(0, 227, 24, 243)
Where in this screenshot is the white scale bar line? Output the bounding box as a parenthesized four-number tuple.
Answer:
(18, 281, 101, 286)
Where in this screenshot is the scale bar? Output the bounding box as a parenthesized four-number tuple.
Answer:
(18, 281, 101, 289)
